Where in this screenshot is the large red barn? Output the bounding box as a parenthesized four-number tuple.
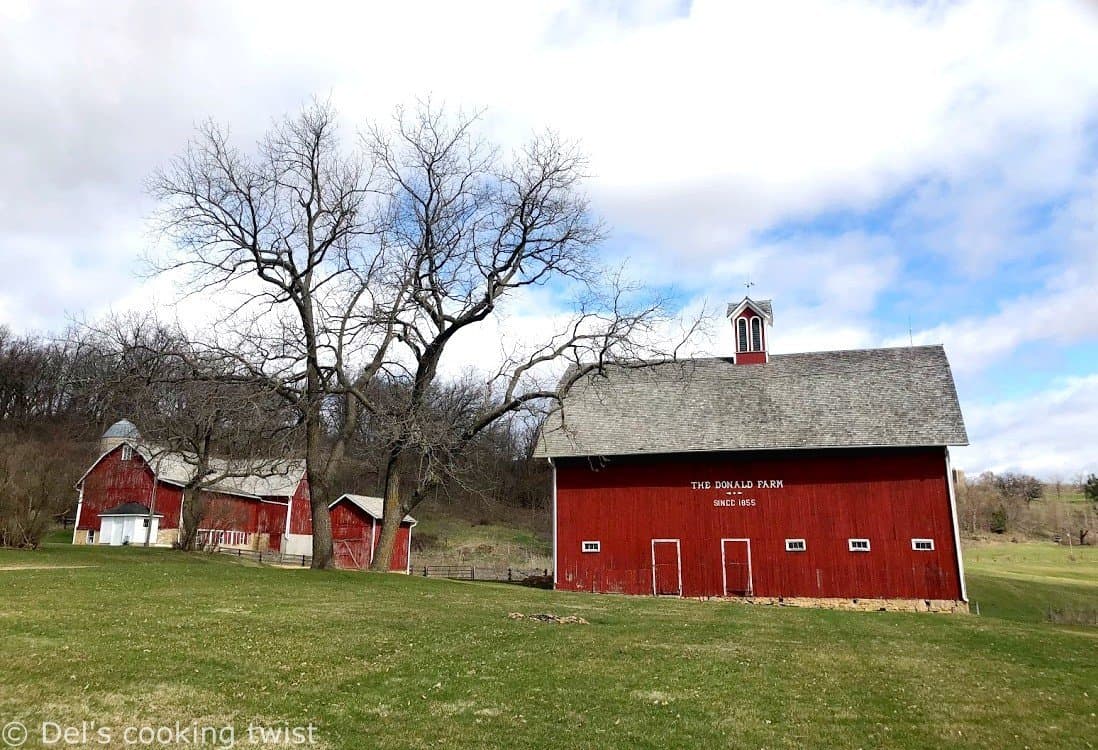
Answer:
(536, 298, 970, 611)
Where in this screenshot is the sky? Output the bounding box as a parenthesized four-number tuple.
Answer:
(1, 0, 1096, 479)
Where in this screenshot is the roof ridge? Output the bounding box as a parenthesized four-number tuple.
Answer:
(578, 344, 946, 371)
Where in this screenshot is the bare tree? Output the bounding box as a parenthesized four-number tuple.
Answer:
(148, 102, 393, 567)
(150, 100, 700, 571)
(356, 106, 701, 570)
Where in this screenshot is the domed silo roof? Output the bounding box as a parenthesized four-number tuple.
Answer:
(102, 419, 141, 439)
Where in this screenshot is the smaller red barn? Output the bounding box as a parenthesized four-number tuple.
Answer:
(74, 420, 308, 552)
(329, 494, 416, 572)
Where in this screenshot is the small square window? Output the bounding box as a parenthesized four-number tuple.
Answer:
(87, 530, 95, 543)
(581, 540, 601, 553)
(912, 538, 935, 551)
(785, 538, 806, 552)
(142, 518, 150, 528)
(848, 538, 871, 552)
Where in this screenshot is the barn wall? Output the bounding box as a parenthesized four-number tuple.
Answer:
(554, 447, 963, 600)
(288, 479, 313, 535)
(77, 447, 183, 532)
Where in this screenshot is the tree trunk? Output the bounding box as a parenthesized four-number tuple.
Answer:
(307, 467, 335, 569)
(370, 451, 403, 572)
(178, 485, 203, 551)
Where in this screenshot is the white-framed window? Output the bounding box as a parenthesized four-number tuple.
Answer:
(87, 530, 95, 543)
(736, 318, 749, 352)
(785, 538, 806, 552)
(142, 518, 150, 528)
(912, 538, 935, 551)
(581, 540, 601, 553)
(848, 538, 871, 552)
(121, 444, 133, 461)
(750, 317, 762, 351)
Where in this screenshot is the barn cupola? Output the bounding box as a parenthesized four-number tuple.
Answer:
(727, 297, 773, 364)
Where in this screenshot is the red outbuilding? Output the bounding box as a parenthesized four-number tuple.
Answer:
(329, 494, 416, 572)
(536, 297, 970, 611)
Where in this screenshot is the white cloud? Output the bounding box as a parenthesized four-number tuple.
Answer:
(954, 375, 1098, 479)
(1, 0, 1097, 477)
(883, 171, 1098, 376)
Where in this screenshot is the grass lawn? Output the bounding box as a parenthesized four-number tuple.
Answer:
(965, 541, 1097, 625)
(0, 543, 1094, 749)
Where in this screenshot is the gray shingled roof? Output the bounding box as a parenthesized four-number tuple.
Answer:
(100, 502, 161, 517)
(727, 297, 773, 320)
(536, 345, 968, 458)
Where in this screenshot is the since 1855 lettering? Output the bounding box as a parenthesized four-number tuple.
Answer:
(690, 479, 784, 508)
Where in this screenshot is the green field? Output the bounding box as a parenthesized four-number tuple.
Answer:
(965, 541, 1097, 625)
(0, 542, 1094, 749)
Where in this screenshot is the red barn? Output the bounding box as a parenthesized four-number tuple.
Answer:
(329, 494, 416, 572)
(536, 297, 970, 611)
(72, 421, 310, 553)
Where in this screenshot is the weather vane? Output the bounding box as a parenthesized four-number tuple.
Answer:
(745, 279, 755, 292)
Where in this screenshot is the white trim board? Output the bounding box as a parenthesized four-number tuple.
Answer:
(945, 448, 968, 602)
(550, 458, 558, 589)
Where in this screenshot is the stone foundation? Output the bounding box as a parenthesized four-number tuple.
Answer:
(720, 596, 969, 614)
(156, 527, 179, 547)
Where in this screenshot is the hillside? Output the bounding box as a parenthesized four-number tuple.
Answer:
(411, 514, 552, 572)
(0, 541, 1094, 749)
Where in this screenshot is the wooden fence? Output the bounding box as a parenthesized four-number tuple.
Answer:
(212, 548, 550, 586)
(215, 547, 312, 567)
(420, 565, 550, 584)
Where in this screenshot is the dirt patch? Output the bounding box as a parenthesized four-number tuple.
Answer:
(507, 612, 589, 624)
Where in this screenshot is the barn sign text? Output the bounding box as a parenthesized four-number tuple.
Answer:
(689, 479, 784, 508)
(690, 480, 783, 490)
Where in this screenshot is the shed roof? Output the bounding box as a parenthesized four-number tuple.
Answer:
(536, 345, 968, 458)
(100, 502, 161, 517)
(330, 494, 417, 525)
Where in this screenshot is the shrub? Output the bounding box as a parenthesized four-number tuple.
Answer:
(990, 506, 1008, 534)
(0, 434, 84, 548)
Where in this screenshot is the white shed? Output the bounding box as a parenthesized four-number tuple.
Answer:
(98, 503, 162, 546)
